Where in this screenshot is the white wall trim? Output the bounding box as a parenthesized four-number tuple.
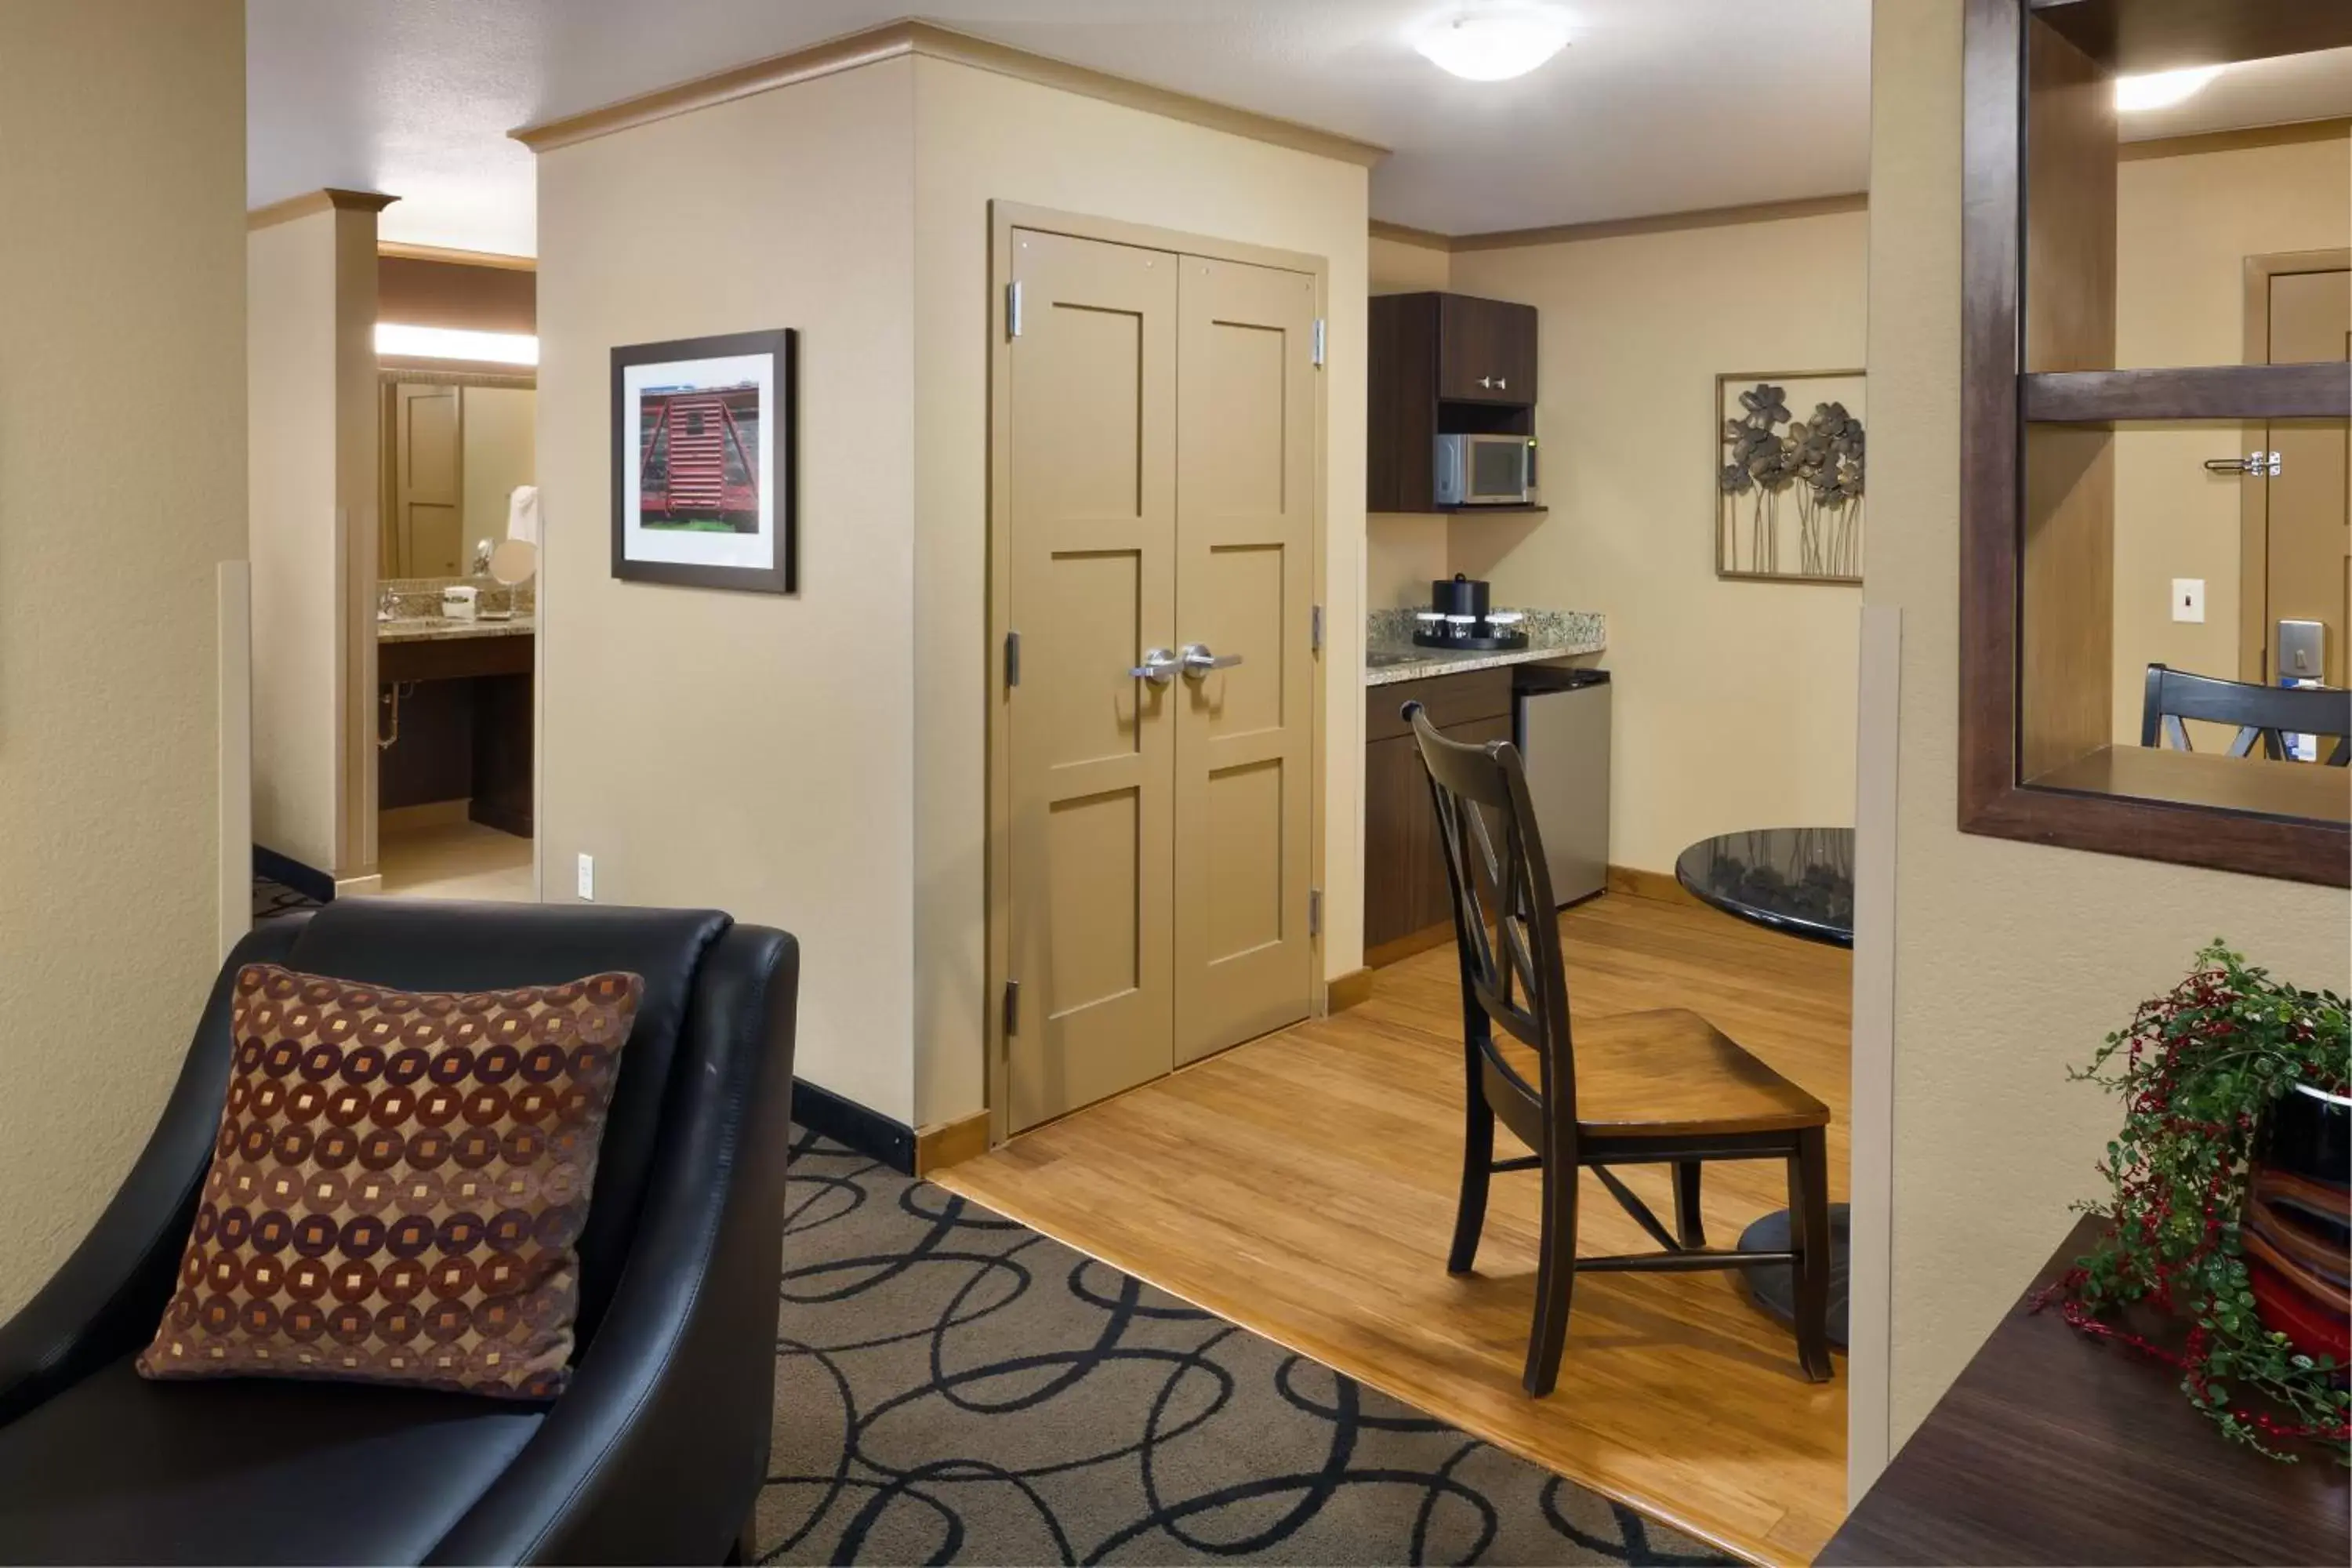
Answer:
(1846, 602, 1902, 1502)
(217, 561, 254, 958)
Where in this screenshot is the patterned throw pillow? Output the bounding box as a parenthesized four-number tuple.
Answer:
(137, 963, 643, 1399)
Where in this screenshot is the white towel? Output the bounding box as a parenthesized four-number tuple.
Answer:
(506, 485, 540, 544)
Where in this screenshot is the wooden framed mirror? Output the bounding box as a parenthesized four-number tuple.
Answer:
(1959, 0, 2352, 886)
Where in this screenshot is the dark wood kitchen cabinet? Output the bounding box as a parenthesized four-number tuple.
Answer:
(1436, 294, 1538, 405)
(1363, 667, 1514, 963)
(1367, 291, 1541, 513)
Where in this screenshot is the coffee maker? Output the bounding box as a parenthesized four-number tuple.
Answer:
(1411, 574, 1529, 651)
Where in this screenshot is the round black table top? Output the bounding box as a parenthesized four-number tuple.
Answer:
(1674, 827, 1856, 948)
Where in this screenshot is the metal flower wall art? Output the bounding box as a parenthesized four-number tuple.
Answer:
(1716, 371, 1866, 583)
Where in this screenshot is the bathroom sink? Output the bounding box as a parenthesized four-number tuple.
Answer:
(379, 613, 527, 634)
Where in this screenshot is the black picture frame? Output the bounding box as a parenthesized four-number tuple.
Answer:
(610, 328, 797, 593)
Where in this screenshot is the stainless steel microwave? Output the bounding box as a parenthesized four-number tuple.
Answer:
(1434, 433, 1537, 506)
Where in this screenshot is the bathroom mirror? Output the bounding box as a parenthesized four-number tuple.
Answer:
(379, 368, 536, 579)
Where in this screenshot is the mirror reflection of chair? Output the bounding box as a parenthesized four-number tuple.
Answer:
(2140, 663, 2351, 766)
(1404, 702, 1835, 1396)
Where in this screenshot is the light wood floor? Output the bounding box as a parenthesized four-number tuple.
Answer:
(936, 891, 1850, 1566)
(376, 818, 535, 902)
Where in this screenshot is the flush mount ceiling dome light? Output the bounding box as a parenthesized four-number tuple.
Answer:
(1412, 6, 1570, 82)
(2114, 64, 2223, 111)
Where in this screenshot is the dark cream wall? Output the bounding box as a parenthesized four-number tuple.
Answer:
(0, 0, 248, 1315)
(1449, 210, 1868, 875)
(534, 59, 922, 1121)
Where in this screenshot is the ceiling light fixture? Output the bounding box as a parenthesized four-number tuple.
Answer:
(376, 323, 539, 365)
(2114, 64, 2223, 111)
(1411, 6, 1570, 82)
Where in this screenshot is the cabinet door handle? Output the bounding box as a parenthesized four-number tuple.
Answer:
(1497, 376, 1507, 390)
(1478, 375, 1493, 389)
(1128, 648, 1179, 685)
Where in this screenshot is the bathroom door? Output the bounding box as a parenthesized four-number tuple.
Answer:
(394, 382, 463, 577)
(2240, 256, 2349, 688)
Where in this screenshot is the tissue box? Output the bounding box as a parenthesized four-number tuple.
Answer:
(440, 585, 480, 621)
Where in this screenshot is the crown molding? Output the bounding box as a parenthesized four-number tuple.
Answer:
(2118, 116, 2350, 162)
(510, 17, 1387, 169)
(377, 240, 538, 271)
(1443, 192, 1868, 253)
(247, 188, 398, 232)
(1368, 220, 1454, 252)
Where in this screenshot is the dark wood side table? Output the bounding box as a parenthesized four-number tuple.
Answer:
(1820, 1214, 2350, 1566)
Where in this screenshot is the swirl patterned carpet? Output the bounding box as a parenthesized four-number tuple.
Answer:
(762, 1131, 1732, 1567)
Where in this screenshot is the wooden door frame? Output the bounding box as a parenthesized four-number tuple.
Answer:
(985, 200, 1331, 1150)
(2237, 248, 2350, 684)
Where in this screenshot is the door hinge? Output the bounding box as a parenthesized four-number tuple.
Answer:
(1310, 604, 1324, 655)
(1312, 318, 1326, 368)
(1004, 630, 1021, 688)
(1002, 978, 1021, 1036)
(1007, 280, 1024, 339)
(1308, 888, 1323, 939)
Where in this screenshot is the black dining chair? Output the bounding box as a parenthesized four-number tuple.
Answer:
(1406, 702, 1834, 1396)
(2141, 662, 2351, 765)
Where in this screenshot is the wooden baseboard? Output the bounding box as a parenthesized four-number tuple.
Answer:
(1606, 863, 1697, 906)
(914, 1110, 991, 1177)
(379, 799, 470, 833)
(1367, 922, 1454, 970)
(1327, 968, 1376, 1014)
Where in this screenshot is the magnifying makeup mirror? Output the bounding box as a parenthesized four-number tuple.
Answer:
(487, 539, 537, 587)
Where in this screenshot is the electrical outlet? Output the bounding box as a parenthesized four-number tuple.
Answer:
(2171, 578, 2205, 624)
(575, 853, 595, 901)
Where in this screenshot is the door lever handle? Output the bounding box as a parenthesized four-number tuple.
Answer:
(1180, 642, 1243, 678)
(1128, 648, 1179, 685)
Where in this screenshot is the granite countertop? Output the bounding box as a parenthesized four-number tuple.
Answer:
(378, 612, 536, 644)
(1364, 608, 1605, 687)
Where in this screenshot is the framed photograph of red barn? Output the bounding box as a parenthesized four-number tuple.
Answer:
(611, 328, 796, 593)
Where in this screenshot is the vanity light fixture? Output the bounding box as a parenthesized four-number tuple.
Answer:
(1410, 5, 1570, 82)
(375, 322, 539, 365)
(2114, 64, 2223, 111)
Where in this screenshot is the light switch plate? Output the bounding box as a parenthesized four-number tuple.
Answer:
(576, 853, 595, 901)
(2171, 579, 2205, 623)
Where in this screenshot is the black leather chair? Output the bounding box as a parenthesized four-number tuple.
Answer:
(0, 899, 800, 1566)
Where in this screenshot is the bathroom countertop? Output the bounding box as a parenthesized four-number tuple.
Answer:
(1363, 608, 1605, 687)
(378, 613, 535, 644)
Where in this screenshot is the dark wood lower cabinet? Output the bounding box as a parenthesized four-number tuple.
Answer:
(378, 633, 534, 837)
(1363, 669, 1514, 961)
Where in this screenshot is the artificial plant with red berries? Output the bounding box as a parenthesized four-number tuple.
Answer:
(2051, 941, 2350, 1462)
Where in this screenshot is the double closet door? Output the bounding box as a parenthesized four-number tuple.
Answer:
(1004, 226, 1319, 1134)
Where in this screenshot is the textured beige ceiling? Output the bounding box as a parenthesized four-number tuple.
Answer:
(249, 0, 1871, 256)
(247, 4, 2350, 259)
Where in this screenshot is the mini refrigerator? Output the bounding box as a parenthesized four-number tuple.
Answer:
(1512, 666, 1610, 907)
